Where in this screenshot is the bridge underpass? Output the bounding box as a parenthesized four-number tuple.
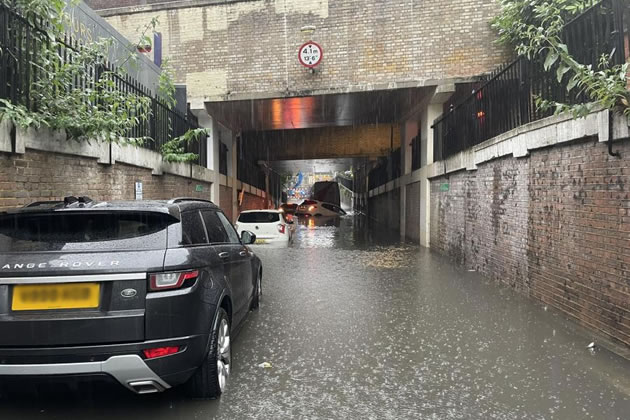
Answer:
(200, 83, 456, 246)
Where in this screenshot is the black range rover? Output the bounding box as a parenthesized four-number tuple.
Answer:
(0, 197, 262, 397)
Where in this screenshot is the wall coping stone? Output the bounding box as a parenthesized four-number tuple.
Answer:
(368, 109, 630, 196)
(6, 123, 216, 183)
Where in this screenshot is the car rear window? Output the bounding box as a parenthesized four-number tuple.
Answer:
(238, 212, 280, 223)
(0, 211, 176, 252)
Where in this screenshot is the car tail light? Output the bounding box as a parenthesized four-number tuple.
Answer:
(278, 224, 286, 234)
(309, 205, 316, 211)
(149, 270, 199, 291)
(143, 346, 180, 359)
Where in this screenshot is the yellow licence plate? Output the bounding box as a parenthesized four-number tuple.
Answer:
(12, 283, 100, 311)
(255, 239, 267, 244)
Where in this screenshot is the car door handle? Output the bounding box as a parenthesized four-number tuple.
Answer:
(218, 252, 230, 259)
(239, 250, 248, 257)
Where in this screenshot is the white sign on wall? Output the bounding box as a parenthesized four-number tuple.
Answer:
(135, 181, 143, 200)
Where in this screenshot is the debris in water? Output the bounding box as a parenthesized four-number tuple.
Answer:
(587, 342, 595, 349)
(258, 362, 273, 369)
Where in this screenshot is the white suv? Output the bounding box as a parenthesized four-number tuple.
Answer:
(235, 210, 293, 246)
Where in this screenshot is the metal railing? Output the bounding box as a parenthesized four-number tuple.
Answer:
(432, 0, 626, 161)
(368, 148, 401, 190)
(0, 3, 204, 166)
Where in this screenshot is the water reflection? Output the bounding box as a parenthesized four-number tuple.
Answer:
(2, 215, 630, 420)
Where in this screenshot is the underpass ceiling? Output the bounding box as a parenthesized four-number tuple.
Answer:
(205, 87, 431, 131)
(269, 158, 355, 175)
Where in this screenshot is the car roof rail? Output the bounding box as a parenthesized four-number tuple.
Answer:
(24, 200, 65, 208)
(63, 196, 94, 208)
(167, 197, 216, 205)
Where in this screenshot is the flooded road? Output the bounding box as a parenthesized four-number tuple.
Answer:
(1, 216, 630, 419)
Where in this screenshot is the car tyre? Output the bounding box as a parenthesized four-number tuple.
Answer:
(251, 270, 262, 310)
(187, 308, 231, 399)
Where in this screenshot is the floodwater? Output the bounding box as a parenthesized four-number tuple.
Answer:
(1, 215, 630, 419)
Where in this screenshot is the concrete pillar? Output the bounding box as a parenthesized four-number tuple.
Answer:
(418, 86, 453, 247)
(400, 120, 419, 238)
(190, 108, 220, 203)
(209, 119, 221, 203)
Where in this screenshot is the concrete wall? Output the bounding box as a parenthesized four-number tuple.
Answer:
(368, 188, 400, 232)
(405, 181, 420, 242)
(69, 1, 161, 93)
(87, 0, 509, 103)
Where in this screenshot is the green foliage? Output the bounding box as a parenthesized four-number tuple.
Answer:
(28, 37, 152, 143)
(0, 99, 42, 129)
(161, 128, 208, 163)
(159, 58, 177, 109)
(492, 0, 630, 119)
(0, 1, 198, 161)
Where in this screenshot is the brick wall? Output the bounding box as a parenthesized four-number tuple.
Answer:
(430, 138, 630, 348)
(0, 149, 212, 209)
(219, 185, 233, 221)
(240, 191, 266, 212)
(90, 0, 510, 102)
(86, 0, 180, 9)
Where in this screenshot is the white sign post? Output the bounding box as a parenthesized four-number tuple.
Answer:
(135, 181, 143, 200)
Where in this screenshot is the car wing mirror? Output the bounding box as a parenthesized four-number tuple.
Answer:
(241, 230, 257, 245)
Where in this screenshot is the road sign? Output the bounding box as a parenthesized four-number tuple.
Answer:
(298, 41, 323, 68)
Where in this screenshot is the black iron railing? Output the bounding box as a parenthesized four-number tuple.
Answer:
(368, 148, 401, 190)
(0, 3, 204, 166)
(432, 0, 626, 161)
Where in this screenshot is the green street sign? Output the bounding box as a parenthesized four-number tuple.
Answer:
(440, 183, 449, 192)
(195, 184, 204, 192)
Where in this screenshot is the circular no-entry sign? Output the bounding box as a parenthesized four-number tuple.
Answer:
(298, 41, 323, 68)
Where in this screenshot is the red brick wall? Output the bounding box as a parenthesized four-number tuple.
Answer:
(219, 185, 233, 221)
(0, 149, 212, 210)
(240, 192, 266, 212)
(430, 138, 630, 348)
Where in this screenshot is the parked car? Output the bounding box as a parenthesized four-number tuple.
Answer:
(0, 197, 262, 398)
(235, 210, 293, 246)
(296, 199, 346, 217)
(279, 202, 298, 214)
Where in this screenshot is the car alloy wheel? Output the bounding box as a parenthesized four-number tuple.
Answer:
(216, 318, 231, 392)
(251, 271, 262, 309)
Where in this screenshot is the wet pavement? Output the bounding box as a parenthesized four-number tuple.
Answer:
(1, 215, 630, 419)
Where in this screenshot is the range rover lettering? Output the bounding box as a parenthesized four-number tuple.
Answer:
(0, 197, 262, 397)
